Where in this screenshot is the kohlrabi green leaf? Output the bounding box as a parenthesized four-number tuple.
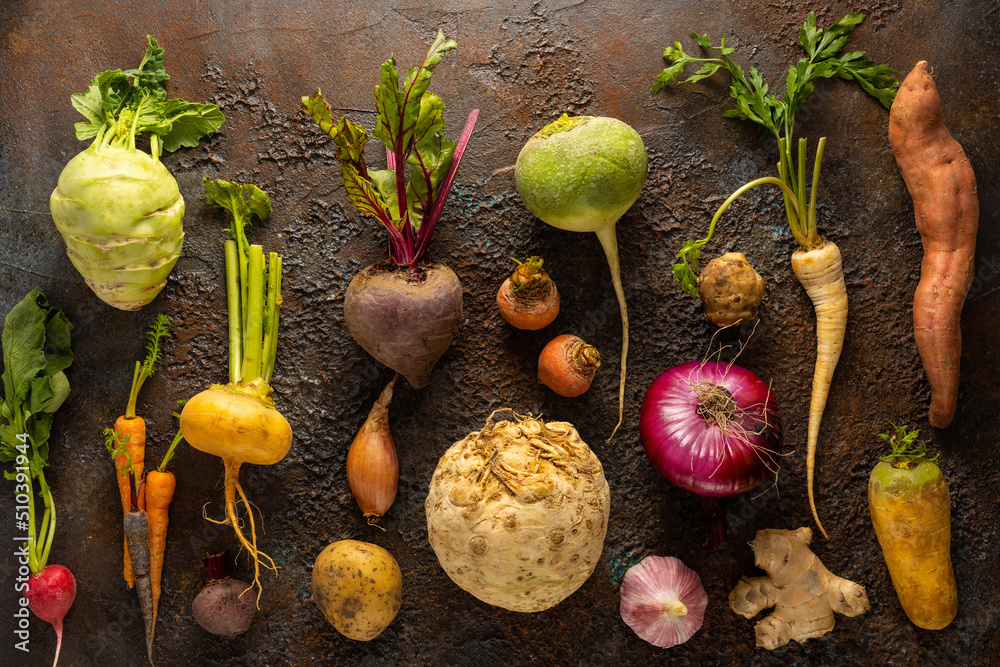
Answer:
(71, 70, 130, 139)
(156, 99, 226, 152)
(123, 35, 170, 95)
(68, 35, 223, 155)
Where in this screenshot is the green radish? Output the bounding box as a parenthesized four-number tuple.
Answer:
(515, 114, 648, 438)
(49, 35, 224, 310)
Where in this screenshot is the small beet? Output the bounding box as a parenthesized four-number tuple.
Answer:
(192, 553, 256, 637)
(345, 262, 463, 389)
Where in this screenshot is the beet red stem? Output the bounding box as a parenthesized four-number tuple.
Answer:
(203, 551, 230, 583)
(412, 109, 480, 266)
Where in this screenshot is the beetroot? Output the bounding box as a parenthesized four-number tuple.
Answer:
(26, 564, 76, 666)
(303, 33, 478, 390)
(345, 263, 463, 388)
(192, 552, 256, 638)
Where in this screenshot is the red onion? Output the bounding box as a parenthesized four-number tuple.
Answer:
(639, 360, 782, 497)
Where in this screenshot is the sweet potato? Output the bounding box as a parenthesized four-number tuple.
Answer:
(889, 61, 978, 428)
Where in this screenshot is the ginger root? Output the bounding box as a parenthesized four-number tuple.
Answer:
(729, 527, 869, 649)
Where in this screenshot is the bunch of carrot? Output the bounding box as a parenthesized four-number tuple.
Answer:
(104, 315, 180, 662)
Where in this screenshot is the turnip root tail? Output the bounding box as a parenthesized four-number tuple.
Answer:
(595, 225, 628, 441)
(214, 458, 276, 607)
(791, 240, 848, 540)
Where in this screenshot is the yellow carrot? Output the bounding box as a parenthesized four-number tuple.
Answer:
(791, 240, 848, 540)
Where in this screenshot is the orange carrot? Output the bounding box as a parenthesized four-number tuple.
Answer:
(112, 417, 146, 589)
(145, 428, 182, 645)
(145, 470, 174, 635)
(107, 314, 170, 588)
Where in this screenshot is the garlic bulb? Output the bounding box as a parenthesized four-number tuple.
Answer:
(619, 556, 707, 647)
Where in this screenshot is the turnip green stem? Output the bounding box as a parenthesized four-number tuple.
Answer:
(594, 224, 628, 440)
(242, 246, 265, 383)
(225, 240, 242, 384)
(262, 253, 281, 385)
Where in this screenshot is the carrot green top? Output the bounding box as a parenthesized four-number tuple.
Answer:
(125, 314, 169, 419)
(878, 423, 941, 468)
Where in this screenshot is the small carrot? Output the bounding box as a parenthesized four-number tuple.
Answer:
(146, 428, 182, 646)
(124, 471, 155, 664)
(869, 424, 956, 629)
(109, 314, 169, 587)
(538, 334, 601, 397)
(110, 418, 145, 588)
(496, 256, 560, 330)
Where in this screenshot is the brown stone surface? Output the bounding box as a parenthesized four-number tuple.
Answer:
(1, 1, 997, 664)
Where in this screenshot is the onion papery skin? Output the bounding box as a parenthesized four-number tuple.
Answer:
(639, 360, 782, 497)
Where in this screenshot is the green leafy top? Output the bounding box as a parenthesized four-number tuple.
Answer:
(653, 13, 898, 297)
(203, 177, 273, 245)
(71, 35, 224, 159)
(0, 289, 73, 574)
(302, 30, 480, 268)
(124, 313, 170, 419)
(0, 289, 73, 477)
(878, 423, 941, 466)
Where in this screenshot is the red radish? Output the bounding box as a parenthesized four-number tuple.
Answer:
(26, 564, 77, 667)
(303, 32, 479, 389)
(538, 334, 601, 397)
(497, 256, 560, 330)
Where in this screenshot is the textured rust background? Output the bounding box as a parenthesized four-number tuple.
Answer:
(1, 0, 998, 665)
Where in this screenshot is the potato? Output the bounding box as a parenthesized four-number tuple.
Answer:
(311, 539, 402, 641)
(698, 252, 766, 326)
